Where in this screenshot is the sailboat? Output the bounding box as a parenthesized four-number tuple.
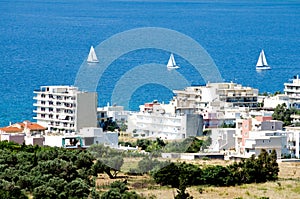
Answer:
(256, 49, 270, 70)
(167, 53, 180, 70)
(87, 46, 99, 63)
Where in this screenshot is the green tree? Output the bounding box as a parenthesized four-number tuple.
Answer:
(65, 178, 90, 199)
(137, 156, 168, 174)
(202, 165, 233, 186)
(272, 103, 297, 126)
(136, 139, 152, 150)
(0, 179, 28, 199)
(101, 188, 122, 199)
(151, 162, 202, 188)
(92, 158, 123, 179)
(33, 185, 57, 199)
(101, 181, 144, 199)
(175, 178, 193, 199)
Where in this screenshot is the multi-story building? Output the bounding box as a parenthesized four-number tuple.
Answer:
(173, 82, 258, 110)
(285, 126, 300, 158)
(234, 116, 288, 158)
(263, 94, 290, 109)
(172, 82, 258, 128)
(33, 86, 97, 134)
(209, 82, 258, 108)
(127, 101, 203, 140)
(284, 75, 300, 109)
(209, 128, 235, 152)
(0, 121, 46, 145)
(97, 104, 130, 126)
(172, 86, 204, 110)
(242, 131, 287, 158)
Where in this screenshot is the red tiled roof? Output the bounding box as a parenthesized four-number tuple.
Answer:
(0, 126, 22, 133)
(18, 122, 46, 130)
(25, 123, 47, 130)
(0, 121, 46, 133)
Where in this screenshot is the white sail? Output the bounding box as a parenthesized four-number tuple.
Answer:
(87, 46, 99, 63)
(167, 53, 180, 70)
(256, 52, 263, 67)
(256, 49, 270, 70)
(261, 50, 268, 66)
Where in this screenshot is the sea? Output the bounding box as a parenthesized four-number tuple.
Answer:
(0, 0, 300, 126)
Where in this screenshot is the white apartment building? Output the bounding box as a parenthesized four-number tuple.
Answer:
(33, 86, 98, 134)
(127, 101, 203, 140)
(210, 82, 258, 108)
(284, 75, 300, 109)
(209, 128, 235, 152)
(172, 86, 204, 110)
(285, 126, 300, 158)
(233, 115, 289, 158)
(78, 127, 118, 148)
(242, 131, 287, 159)
(173, 82, 258, 110)
(172, 82, 258, 128)
(263, 94, 290, 109)
(97, 104, 130, 124)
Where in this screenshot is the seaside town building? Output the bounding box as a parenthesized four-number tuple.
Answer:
(33, 86, 98, 135)
(263, 94, 290, 109)
(172, 82, 258, 128)
(127, 100, 203, 140)
(97, 103, 130, 128)
(173, 82, 258, 111)
(241, 131, 287, 158)
(43, 127, 118, 148)
(285, 126, 300, 158)
(284, 75, 300, 109)
(78, 127, 118, 147)
(233, 116, 288, 158)
(0, 121, 46, 145)
(208, 128, 235, 152)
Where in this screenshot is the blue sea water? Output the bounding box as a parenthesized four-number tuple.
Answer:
(0, 0, 300, 126)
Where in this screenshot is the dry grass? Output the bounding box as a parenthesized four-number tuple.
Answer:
(118, 132, 138, 143)
(96, 159, 300, 199)
(278, 161, 300, 179)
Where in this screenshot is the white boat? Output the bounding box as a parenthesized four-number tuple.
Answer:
(167, 53, 180, 70)
(87, 46, 99, 63)
(256, 49, 270, 70)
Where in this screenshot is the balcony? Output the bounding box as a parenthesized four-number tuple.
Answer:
(284, 88, 300, 93)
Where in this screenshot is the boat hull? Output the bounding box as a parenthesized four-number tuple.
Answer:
(167, 66, 180, 70)
(256, 66, 271, 70)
